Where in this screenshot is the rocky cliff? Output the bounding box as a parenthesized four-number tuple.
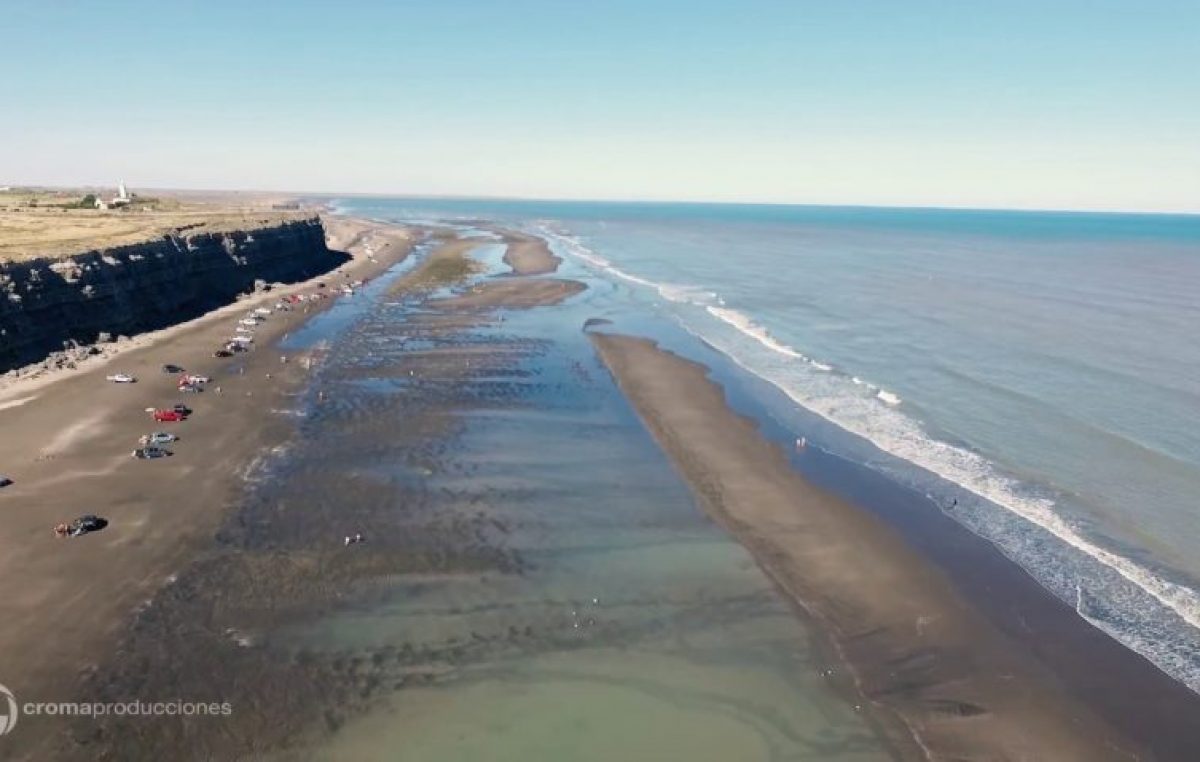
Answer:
(0, 216, 347, 372)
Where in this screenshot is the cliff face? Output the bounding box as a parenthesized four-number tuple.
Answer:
(0, 216, 348, 372)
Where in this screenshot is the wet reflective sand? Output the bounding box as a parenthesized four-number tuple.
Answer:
(58, 232, 891, 760)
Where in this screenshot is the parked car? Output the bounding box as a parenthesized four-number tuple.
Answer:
(106, 373, 136, 383)
(153, 409, 185, 422)
(172, 403, 192, 416)
(181, 374, 211, 385)
(0, 475, 12, 488)
(161, 364, 186, 374)
(56, 514, 108, 538)
(213, 349, 233, 358)
(140, 432, 177, 446)
(132, 446, 172, 459)
(178, 383, 202, 393)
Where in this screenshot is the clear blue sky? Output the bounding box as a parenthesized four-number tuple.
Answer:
(3, 0, 1197, 211)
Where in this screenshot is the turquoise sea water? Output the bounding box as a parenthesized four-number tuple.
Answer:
(335, 197, 1200, 693)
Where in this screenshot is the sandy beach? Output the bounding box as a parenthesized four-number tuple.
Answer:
(4, 215, 1199, 761)
(10, 0, 1196, 757)
(496, 229, 562, 275)
(0, 215, 415, 759)
(591, 333, 1200, 761)
(0, 219, 597, 759)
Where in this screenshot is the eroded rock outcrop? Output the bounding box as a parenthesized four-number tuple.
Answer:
(0, 217, 347, 372)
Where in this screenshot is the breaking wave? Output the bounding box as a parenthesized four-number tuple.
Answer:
(707, 306, 807, 360)
(547, 225, 1200, 693)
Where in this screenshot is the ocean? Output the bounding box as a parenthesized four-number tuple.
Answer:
(335, 197, 1200, 693)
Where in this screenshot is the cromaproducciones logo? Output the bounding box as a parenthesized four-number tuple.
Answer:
(0, 683, 17, 736)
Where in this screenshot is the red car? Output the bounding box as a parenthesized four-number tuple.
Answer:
(152, 409, 185, 422)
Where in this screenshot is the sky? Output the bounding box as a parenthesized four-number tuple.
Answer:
(2, 0, 1197, 212)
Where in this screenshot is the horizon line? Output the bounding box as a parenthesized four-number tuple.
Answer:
(8, 181, 1199, 218)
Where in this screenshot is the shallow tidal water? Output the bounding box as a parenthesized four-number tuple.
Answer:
(336, 198, 1200, 692)
(262, 234, 890, 760)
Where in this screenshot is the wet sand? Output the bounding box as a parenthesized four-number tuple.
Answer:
(0, 217, 416, 760)
(17, 223, 890, 761)
(9, 225, 564, 759)
(7, 216, 1199, 761)
(497, 229, 562, 275)
(432, 278, 586, 310)
(590, 333, 1191, 761)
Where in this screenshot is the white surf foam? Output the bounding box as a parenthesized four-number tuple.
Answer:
(711, 312, 1200, 689)
(538, 224, 717, 306)
(550, 226, 1200, 692)
(876, 389, 901, 405)
(707, 307, 807, 360)
(711, 314, 1200, 631)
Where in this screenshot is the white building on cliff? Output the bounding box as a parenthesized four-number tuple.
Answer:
(94, 181, 132, 209)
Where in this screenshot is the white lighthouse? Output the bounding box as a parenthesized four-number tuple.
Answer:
(110, 181, 131, 207)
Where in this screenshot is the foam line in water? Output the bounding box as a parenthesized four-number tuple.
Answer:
(707, 307, 808, 360)
(547, 225, 1200, 692)
(706, 313, 1200, 689)
(536, 223, 716, 306)
(704, 304, 1200, 638)
(877, 389, 901, 405)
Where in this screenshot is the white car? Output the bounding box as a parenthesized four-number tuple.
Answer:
(238, 318, 260, 327)
(182, 374, 211, 385)
(106, 373, 136, 383)
(140, 432, 178, 446)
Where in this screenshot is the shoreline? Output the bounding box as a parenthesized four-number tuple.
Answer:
(0, 215, 418, 758)
(0, 215, 397, 403)
(494, 228, 562, 275)
(4, 211, 1197, 759)
(591, 332, 1200, 761)
(26, 220, 588, 759)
